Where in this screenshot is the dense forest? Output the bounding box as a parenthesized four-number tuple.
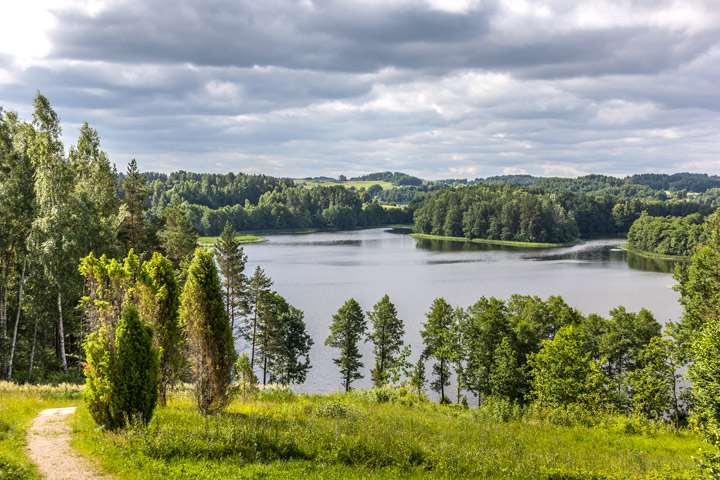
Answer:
(413, 183, 713, 243)
(627, 213, 708, 257)
(142, 172, 411, 235)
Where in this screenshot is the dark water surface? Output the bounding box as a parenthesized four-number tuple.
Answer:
(241, 228, 683, 394)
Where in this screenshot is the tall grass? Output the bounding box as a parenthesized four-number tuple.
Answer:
(0, 381, 83, 479)
(72, 387, 703, 479)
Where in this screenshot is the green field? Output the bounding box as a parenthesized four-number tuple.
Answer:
(410, 233, 576, 249)
(198, 235, 266, 246)
(68, 387, 703, 479)
(294, 179, 394, 190)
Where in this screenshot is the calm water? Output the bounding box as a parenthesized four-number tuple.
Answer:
(240, 228, 683, 394)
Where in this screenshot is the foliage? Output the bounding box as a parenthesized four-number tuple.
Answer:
(627, 212, 706, 257)
(181, 248, 237, 414)
(529, 325, 613, 409)
(421, 298, 457, 403)
(137, 252, 184, 406)
(215, 222, 248, 333)
(83, 305, 158, 430)
(158, 196, 198, 270)
(413, 184, 579, 243)
(367, 294, 405, 386)
(235, 352, 258, 401)
(268, 306, 313, 385)
(325, 298, 367, 392)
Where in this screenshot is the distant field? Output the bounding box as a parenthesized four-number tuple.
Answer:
(411, 233, 575, 248)
(294, 179, 394, 190)
(198, 235, 266, 245)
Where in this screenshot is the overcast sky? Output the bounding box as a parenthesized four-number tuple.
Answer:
(1, 0, 719, 179)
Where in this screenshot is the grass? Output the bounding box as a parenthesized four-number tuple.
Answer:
(0, 382, 83, 479)
(71, 386, 703, 479)
(197, 235, 266, 246)
(410, 233, 577, 249)
(619, 244, 691, 261)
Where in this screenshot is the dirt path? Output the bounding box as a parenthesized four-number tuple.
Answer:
(26, 407, 113, 480)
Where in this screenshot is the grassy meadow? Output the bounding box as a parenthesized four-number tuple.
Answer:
(68, 386, 703, 480)
(197, 235, 267, 246)
(0, 382, 83, 479)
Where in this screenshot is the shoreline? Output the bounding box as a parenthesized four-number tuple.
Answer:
(619, 244, 690, 261)
(409, 233, 578, 248)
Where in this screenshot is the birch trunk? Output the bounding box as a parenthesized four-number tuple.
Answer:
(57, 290, 68, 374)
(6, 255, 26, 380)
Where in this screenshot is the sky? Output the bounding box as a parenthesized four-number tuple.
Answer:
(0, 0, 719, 179)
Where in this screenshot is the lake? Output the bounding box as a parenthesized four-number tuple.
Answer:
(240, 228, 683, 394)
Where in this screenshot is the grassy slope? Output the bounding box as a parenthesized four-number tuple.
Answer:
(411, 233, 577, 249)
(0, 383, 83, 479)
(72, 389, 702, 480)
(197, 235, 267, 246)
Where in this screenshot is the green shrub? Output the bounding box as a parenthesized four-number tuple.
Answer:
(83, 305, 159, 430)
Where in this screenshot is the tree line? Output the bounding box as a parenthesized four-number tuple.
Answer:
(413, 183, 713, 243)
(324, 293, 683, 424)
(141, 171, 412, 236)
(627, 212, 707, 257)
(413, 184, 580, 243)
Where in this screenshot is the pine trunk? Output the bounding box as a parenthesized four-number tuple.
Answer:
(7, 255, 26, 380)
(57, 290, 68, 374)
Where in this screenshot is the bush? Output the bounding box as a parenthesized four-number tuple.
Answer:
(83, 305, 159, 430)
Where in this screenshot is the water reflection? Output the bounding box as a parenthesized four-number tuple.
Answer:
(625, 251, 685, 274)
(413, 236, 685, 274)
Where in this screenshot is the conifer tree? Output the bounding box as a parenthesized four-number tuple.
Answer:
(215, 222, 248, 331)
(137, 252, 183, 406)
(181, 248, 237, 414)
(270, 305, 313, 385)
(367, 294, 405, 386)
(325, 298, 367, 392)
(83, 304, 158, 430)
(247, 266, 273, 370)
(159, 196, 198, 270)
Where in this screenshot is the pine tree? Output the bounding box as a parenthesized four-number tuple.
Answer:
(247, 266, 273, 370)
(181, 248, 237, 414)
(159, 196, 198, 270)
(367, 294, 405, 386)
(325, 298, 367, 392)
(215, 222, 248, 332)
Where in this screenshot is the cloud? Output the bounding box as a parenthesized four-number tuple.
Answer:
(0, 0, 718, 178)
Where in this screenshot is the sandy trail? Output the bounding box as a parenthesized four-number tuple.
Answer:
(26, 407, 113, 480)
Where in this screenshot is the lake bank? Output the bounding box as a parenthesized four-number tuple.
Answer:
(409, 233, 578, 248)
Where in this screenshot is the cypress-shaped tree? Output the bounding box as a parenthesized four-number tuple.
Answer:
(137, 252, 183, 406)
(83, 304, 158, 430)
(181, 247, 237, 414)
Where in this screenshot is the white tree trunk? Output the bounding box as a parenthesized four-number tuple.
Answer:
(57, 290, 68, 374)
(7, 255, 26, 380)
(28, 314, 38, 381)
